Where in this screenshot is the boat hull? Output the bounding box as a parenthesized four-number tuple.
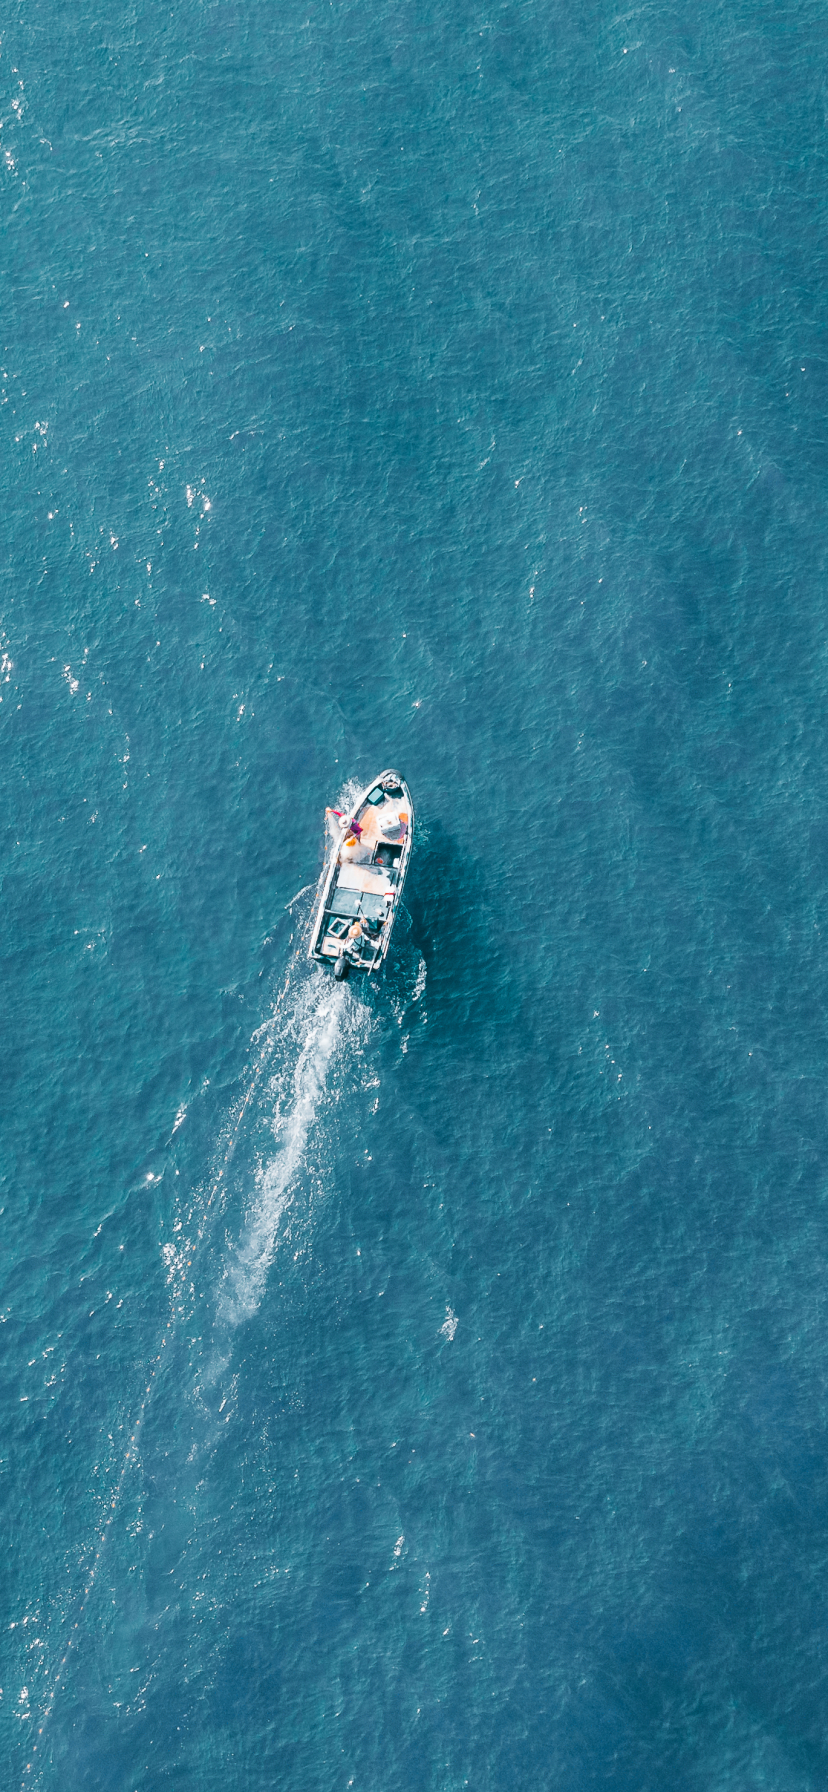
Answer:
(309, 770, 413, 976)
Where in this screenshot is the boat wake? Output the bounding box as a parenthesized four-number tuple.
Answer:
(211, 911, 424, 1332)
(217, 972, 347, 1326)
(22, 947, 349, 1785)
(24, 913, 420, 1785)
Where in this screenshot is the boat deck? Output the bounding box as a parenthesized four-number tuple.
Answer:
(311, 771, 412, 973)
(337, 864, 395, 895)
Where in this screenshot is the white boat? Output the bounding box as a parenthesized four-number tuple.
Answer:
(309, 770, 413, 979)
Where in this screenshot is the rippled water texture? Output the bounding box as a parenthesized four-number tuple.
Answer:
(2, 0, 828, 1787)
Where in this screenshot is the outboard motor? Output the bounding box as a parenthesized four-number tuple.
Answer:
(334, 951, 350, 981)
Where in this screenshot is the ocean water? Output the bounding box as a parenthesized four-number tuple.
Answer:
(2, 0, 828, 1785)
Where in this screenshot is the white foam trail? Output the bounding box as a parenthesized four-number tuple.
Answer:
(27, 903, 373, 1783)
(284, 882, 313, 910)
(219, 976, 346, 1325)
(23, 934, 316, 1786)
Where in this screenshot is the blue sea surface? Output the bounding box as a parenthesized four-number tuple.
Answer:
(2, 0, 828, 1786)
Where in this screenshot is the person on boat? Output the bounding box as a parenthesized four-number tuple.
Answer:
(339, 920, 362, 962)
(338, 916, 379, 968)
(334, 921, 363, 977)
(326, 809, 364, 844)
(340, 818, 371, 864)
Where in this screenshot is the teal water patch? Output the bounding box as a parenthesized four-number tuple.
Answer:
(2, 0, 828, 1787)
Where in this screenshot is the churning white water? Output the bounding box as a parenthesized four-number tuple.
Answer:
(218, 975, 348, 1325)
